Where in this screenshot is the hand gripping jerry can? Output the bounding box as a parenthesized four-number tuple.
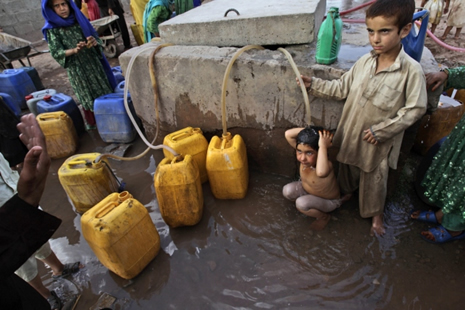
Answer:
(154, 155, 204, 227)
(58, 153, 120, 213)
(36, 112, 78, 159)
(206, 132, 248, 199)
(162, 127, 209, 183)
(81, 191, 160, 279)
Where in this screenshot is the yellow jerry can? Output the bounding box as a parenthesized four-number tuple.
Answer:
(58, 153, 120, 213)
(154, 155, 204, 227)
(163, 127, 209, 184)
(206, 132, 248, 199)
(81, 191, 160, 279)
(36, 112, 78, 159)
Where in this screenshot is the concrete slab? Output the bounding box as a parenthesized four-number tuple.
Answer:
(120, 22, 440, 176)
(159, 0, 326, 46)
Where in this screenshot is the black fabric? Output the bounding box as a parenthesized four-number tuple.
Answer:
(0, 98, 27, 167)
(0, 195, 62, 309)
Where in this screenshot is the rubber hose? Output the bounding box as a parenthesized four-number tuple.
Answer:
(221, 45, 264, 135)
(277, 47, 311, 125)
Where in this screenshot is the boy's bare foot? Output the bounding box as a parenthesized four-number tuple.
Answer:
(370, 214, 385, 236)
(310, 214, 331, 231)
(440, 36, 447, 41)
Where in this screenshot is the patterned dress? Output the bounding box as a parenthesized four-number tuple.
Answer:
(47, 24, 113, 112)
(422, 66, 465, 231)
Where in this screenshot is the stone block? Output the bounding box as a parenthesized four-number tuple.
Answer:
(160, 0, 326, 47)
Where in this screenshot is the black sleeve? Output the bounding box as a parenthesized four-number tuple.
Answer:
(0, 97, 28, 167)
(0, 195, 62, 279)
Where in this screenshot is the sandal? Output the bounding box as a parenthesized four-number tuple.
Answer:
(410, 210, 438, 224)
(52, 262, 81, 279)
(421, 225, 465, 244)
(47, 290, 62, 310)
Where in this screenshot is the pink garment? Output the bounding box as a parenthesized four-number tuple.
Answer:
(84, 0, 101, 21)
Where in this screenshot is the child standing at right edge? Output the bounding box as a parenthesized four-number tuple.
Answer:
(298, 0, 427, 235)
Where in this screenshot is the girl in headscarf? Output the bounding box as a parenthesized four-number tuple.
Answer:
(142, 0, 173, 42)
(42, 0, 116, 129)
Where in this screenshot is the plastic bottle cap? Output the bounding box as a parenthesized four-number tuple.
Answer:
(43, 95, 52, 101)
(25, 95, 33, 100)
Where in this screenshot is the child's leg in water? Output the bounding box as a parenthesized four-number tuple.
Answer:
(295, 195, 342, 231)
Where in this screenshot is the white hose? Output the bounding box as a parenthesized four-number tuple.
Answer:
(123, 43, 178, 156)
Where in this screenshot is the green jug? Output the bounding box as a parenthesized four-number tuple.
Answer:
(315, 7, 343, 65)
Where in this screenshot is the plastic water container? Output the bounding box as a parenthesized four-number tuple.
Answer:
(114, 80, 126, 93)
(37, 93, 85, 135)
(206, 132, 249, 199)
(111, 66, 125, 85)
(18, 66, 45, 91)
(58, 153, 120, 213)
(81, 191, 161, 279)
(402, 10, 429, 62)
(25, 89, 57, 116)
(0, 68, 36, 109)
(94, 93, 136, 143)
(0, 92, 21, 117)
(315, 7, 343, 65)
(36, 112, 78, 159)
(154, 155, 204, 227)
(163, 127, 209, 183)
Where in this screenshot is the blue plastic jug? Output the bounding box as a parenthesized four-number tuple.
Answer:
(0, 92, 21, 117)
(111, 66, 125, 85)
(0, 69, 36, 109)
(18, 67, 45, 91)
(402, 10, 429, 62)
(114, 80, 126, 94)
(36, 93, 85, 135)
(94, 93, 137, 143)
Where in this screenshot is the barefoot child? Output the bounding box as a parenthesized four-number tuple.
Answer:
(282, 127, 349, 231)
(297, 0, 427, 235)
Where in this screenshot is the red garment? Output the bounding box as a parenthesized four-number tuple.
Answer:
(84, 0, 101, 21)
(83, 108, 96, 126)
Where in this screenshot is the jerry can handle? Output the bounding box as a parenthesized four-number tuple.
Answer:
(171, 130, 192, 141)
(95, 201, 119, 218)
(67, 159, 92, 167)
(38, 112, 65, 121)
(412, 9, 429, 21)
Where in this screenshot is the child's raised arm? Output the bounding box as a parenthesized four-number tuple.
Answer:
(315, 130, 333, 178)
(285, 127, 304, 148)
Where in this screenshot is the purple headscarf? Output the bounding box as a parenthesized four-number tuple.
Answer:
(41, 0, 116, 89)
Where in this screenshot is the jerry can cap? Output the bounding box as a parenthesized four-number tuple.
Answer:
(43, 95, 52, 101)
(25, 95, 33, 100)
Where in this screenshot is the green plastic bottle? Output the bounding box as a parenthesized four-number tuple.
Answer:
(315, 7, 343, 65)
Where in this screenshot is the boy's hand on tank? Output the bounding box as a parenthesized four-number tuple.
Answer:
(296, 75, 312, 89)
(318, 130, 333, 149)
(363, 129, 379, 145)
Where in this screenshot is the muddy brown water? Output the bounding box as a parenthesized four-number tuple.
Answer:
(34, 130, 464, 310)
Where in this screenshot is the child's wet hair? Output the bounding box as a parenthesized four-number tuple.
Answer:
(366, 0, 414, 32)
(296, 126, 324, 151)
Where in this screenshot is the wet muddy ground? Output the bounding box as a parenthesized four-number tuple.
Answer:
(35, 130, 465, 310)
(6, 1, 465, 309)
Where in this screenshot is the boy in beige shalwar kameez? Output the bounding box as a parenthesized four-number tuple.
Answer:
(298, 0, 427, 235)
